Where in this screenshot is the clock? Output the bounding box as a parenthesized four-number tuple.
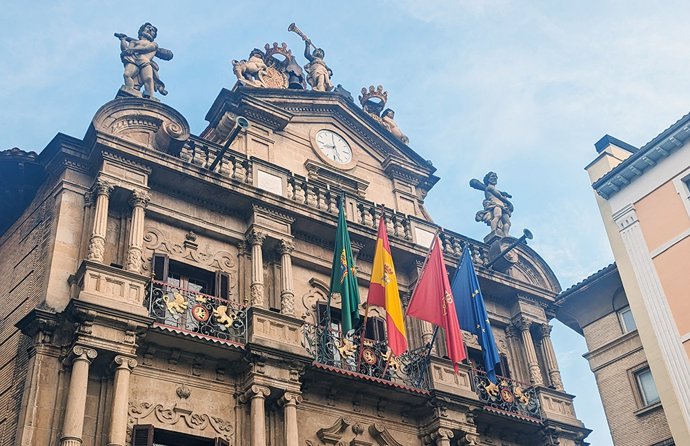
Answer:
(315, 129, 353, 165)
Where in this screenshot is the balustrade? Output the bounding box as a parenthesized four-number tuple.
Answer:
(146, 280, 248, 344)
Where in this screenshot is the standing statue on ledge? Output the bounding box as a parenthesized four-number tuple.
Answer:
(471, 172, 513, 238)
(115, 23, 173, 99)
(288, 23, 333, 92)
(381, 109, 409, 144)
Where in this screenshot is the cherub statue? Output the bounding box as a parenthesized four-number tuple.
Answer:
(381, 109, 409, 144)
(304, 42, 333, 92)
(471, 172, 514, 238)
(115, 23, 173, 99)
(232, 49, 268, 88)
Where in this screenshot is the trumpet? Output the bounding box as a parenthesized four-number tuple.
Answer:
(288, 22, 316, 49)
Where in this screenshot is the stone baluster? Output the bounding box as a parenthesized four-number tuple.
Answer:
(60, 346, 98, 446)
(431, 428, 454, 446)
(247, 230, 266, 307)
(306, 183, 317, 207)
(279, 240, 296, 315)
(87, 179, 114, 263)
(125, 190, 150, 273)
(279, 392, 302, 446)
(107, 356, 137, 446)
(517, 318, 543, 385)
(241, 385, 270, 446)
(244, 159, 253, 184)
(539, 323, 564, 390)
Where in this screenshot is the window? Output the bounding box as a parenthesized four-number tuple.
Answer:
(152, 254, 230, 300)
(635, 368, 660, 406)
(132, 425, 229, 446)
(618, 306, 637, 334)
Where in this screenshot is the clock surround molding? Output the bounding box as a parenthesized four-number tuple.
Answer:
(308, 126, 358, 171)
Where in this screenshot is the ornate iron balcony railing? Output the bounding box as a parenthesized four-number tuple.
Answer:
(146, 280, 248, 345)
(302, 322, 431, 391)
(473, 370, 542, 421)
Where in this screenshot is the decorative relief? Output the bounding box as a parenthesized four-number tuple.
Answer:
(308, 417, 405, 446)
(142, 227, 237, 282)
(127, 401, 233, 442)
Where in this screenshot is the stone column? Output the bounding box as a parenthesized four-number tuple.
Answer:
(247, 231, 266, 307)
(432, 428, 454, 446)
(242, 385, 270, 446)
(504, 325, 522, 382)
(517, 318, 543, 386)
(124, 190, 150, 273)
(278, 240, 295, 315)
(539, 324, 564, 390)
(60, 346, 97, 446)
(279, 392, 302, 446)
(107, 356, 137, 446)
(87, 180, 114, 262)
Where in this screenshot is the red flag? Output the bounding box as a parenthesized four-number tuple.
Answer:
(406, 236, 466, 369)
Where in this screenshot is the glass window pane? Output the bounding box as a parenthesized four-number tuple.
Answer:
(619, 307, 637, 333)
(637, 369, 660, 406)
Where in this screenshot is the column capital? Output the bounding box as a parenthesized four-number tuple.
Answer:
(128, 189, 151, 209)
(247, 230, 266, 246)
(431, 428, 454, 440)
(93, 179, 114, 197)
(516, 317, 532, 331)
(279, 391, 303, 407)
(71, 346, 97, 363)
(278, 239, 295, 255)
(505, 324, 519, 339)
(240, 384, 270, 403)
(113, 355, 138, 371)
(539, 323, 553, 338)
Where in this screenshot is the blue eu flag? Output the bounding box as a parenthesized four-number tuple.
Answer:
(452, 247, 501, 383)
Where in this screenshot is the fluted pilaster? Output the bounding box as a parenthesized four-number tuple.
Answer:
(279, 240, 295, 315)
(87, 180, 114, 262)
(124, 190, 150, 273)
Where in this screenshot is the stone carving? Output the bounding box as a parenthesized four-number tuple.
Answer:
(127, 401, 233, 442)
(115, 23, 173, 99)
(264, 42, 305, 89)
(87, 236, 106, 262)
(250, 283, 265, 307)
(176, 383, 191, 399)
(233, 49, 269, 88)
(289, 23, 333, 91)
(359, 86, 408, 144)
(368, 423, 404, 446)
(317, 416, 353, 444)
(471, 172, 513, 238)
(142, 227, 237, 277)
(71, 345, 98, 362)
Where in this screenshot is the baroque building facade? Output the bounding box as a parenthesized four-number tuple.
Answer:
(0, 31, 588, 446)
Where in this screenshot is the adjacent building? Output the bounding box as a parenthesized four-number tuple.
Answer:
(0, 31, 589, 446)
(572, 123, 690, 445)
(556, 263, 673, 445)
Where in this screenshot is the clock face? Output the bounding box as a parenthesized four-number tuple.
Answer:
(315, 130, 353, 164)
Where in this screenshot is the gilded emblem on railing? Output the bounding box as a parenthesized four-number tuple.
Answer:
(166, 292, 187, 315)
(213, 305, 238, 330)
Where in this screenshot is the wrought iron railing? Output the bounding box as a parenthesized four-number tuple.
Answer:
(302, 322, 431, 391)
(473, 370, 542, 421)
(146, 280, 248, 344)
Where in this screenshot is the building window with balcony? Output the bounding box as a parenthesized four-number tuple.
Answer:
(617, 305, 637, 334)
(635, 367, 660, 407)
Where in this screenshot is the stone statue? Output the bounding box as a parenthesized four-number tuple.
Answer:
(232, 49, 268, 88)
(115, 23, 173, 99)
(303, 43, 333, 92)
(381, 109, 409, 144)
(263, 42, 304, 89)
(471, 172, 513, 238)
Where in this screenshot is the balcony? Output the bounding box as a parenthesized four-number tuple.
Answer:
(302, 322, 431, 393)
(146, 280, 248, 346)
(473, 370, 543, 422)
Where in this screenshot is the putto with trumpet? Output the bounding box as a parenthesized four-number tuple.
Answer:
(288, 22, 334, 92)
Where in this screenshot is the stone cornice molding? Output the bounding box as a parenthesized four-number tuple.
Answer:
(101, 150, 152, 174)
(251, 204, 295, 224)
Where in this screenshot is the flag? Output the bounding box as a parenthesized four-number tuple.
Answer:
(406, 236, 466, 369)
(328, 196, 361, 334)
(367, 214, 408, 356)
(452, 247, 501, 382)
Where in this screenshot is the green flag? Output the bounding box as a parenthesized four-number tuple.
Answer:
(328, 196, 361, 334)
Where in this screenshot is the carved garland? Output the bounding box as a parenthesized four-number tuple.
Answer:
(127, 401, 233, 442)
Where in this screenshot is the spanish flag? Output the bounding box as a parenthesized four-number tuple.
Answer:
(367, 214, 408, 356)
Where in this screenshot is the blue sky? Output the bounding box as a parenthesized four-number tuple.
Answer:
(5, 1, 690, 444)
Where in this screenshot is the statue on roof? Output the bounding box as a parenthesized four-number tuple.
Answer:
(288, 23, 333, 92)
(471, 172, 513, 238)
(264, 42, 305, 89)
(232, 49, 269, 88)
(115, 23, 173, 99)
(381, 109, 409, 144)
(359, 85, 410, 144)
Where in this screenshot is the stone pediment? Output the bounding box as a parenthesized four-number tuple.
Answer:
(201, 87, 438, 190)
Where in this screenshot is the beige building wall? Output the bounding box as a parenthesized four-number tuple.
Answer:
(586, 133, 690, 445)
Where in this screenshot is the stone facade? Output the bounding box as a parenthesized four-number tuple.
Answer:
(1, 81, 589, 445)
(557, 264, 673, 446)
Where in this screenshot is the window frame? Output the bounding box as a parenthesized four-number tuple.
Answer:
(617, 305, 637, 334)
(634, 367, 660, 407)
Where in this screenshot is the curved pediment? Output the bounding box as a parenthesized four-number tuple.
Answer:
(88, 96, 190, 155)
(510, 243, 561, 294)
